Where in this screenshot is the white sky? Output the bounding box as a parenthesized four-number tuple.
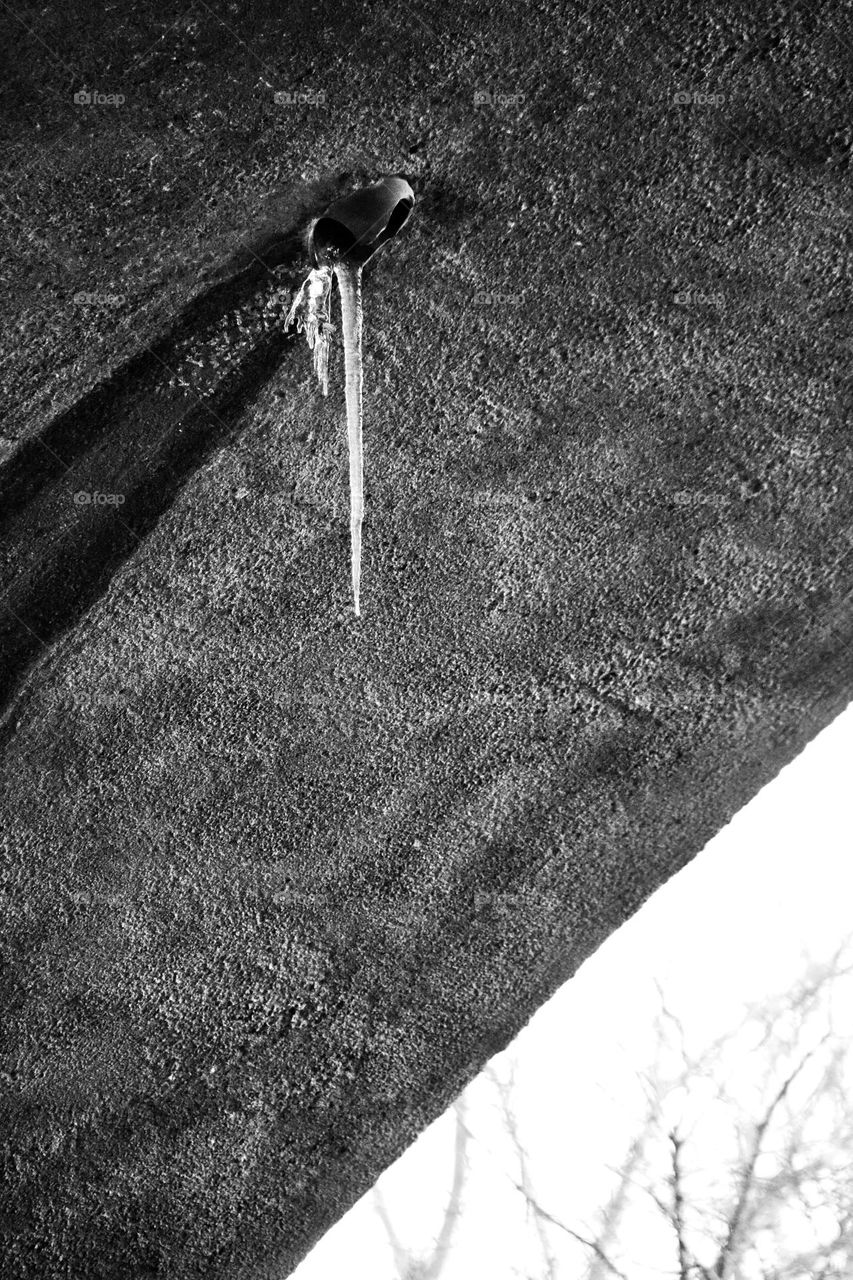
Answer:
(292, 701, 853, 1280)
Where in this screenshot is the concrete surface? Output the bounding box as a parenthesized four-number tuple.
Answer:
(1, 1, 851, 1276)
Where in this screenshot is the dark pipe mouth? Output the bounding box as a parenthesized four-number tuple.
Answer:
(310, 177, 415, 267)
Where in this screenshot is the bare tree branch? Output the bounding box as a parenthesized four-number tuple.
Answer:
(670, 1130, 691, 1280)
(379, 938, 853, 1280)
(462, 1083, 629, 1280)
(422, 1100, 469, 1280)
(712, 1036, 830, 1279)
(373, 1098, 469, 1280)
(373, 1185, 412, 1279)
(585, 1121, 652, 1280)
(488, 1065, 557, 1280)
(505, 1176, 631, 1280)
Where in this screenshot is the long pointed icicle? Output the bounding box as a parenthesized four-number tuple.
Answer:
(287, 178, 413, 616)
(334, 260, 364, 617)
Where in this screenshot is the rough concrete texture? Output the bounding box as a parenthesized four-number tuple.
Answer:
(1, 1, 851, 1276)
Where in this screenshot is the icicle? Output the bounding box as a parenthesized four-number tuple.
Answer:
(286, 177, 415, 617)
(333, 260, 365, 618)
(284, 265, 334, 396)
